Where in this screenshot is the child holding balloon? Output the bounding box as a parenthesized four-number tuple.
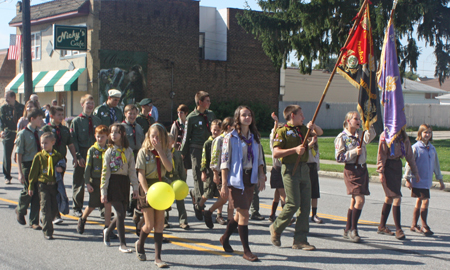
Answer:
(101, 123, 139, 253)
(220, 106, 265, 262)
(135, 123, 173, 267)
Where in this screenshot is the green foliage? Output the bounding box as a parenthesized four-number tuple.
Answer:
(403, 70, 420, 81)
(237, 0, 450, 84)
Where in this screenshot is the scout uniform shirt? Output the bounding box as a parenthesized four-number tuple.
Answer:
(123, 120, 144, 153)
(93, 102, 124, 127)
(70, 113, 101, 158)
(200, 136, 214, 173)
(136, 148, 173, 183)
(0, 101, 24, 133)
(180, 108, 215, 157)
(273, 123, 309, 164)
(28, 150, 64, 191)
(41, 121, 72, 158)
(165, 149, 187, 182)
(15, 124, 44, 162)
(84, 142, 107, 184)
(377, 131, 418, 175)
(210, 134, 225, 172)
(170, 118, 185, 151)
(334, 126, 376, 164)
(136, 113, 155, 135)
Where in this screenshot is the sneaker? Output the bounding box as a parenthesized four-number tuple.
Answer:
(343, 230, 349, 239)
(15, 209, 26, 225)
(312, 215, 323, 224)
(194, 204, 203, 221)
(395, 229, 406, 240)
(77, 218, 86, 234)
(216, 215, 227, 225)
(203, 210, 214, 229)
(269, 224, 281, 247)
(250, 212, 265, 221)
(53, 218, 64, 225)
(377, 226, 394, 235)
(30, 224, 42, 230)
(44, 235, 54, 240)
(268, 215, 276, 223)
(292, 241, 316, 251)
(5, 178, 11, 184)
(180, 223, 190, 230)
(349, 229, 361, 243)
(73, 210, 82, 217)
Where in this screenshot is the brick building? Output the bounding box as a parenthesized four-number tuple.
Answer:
(6, 0, 279, 123)
(0, 49, 16, 100)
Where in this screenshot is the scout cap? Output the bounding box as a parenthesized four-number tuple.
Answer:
(108, 89, 122, 98)
(139, 98, 152, 106)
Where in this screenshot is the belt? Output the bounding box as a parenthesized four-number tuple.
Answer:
(40, 181, 56, 185)
(243, 169, 252, 175)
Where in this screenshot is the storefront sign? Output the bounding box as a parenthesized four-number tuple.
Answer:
(53, 25, 87, 51)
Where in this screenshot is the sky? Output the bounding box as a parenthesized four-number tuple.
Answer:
(0, 0, 437, 78)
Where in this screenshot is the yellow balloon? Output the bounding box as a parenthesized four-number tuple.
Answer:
(171, 180, 189, 200)
(147, 182, 175, 210)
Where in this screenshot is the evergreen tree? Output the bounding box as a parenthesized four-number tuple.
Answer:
(237, 0, 450, 84)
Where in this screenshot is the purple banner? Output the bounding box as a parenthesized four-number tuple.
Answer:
(377, 18, 406, 147)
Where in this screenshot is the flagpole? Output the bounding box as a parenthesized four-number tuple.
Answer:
(292, 0, 370, 175)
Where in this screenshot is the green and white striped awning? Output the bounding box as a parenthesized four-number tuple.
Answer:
(5, 68, 87, 93)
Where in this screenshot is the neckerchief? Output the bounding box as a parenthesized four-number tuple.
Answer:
(109, 106, 117, 124)
(79, 113, 94, 136)
(199, 112, 210, 130)
(151, 149, 162, 181)
(390, 139, 406, 157)
(123, 120, 136, 145)
(174, 119, 184, 147)
(116, 147, 127, 164)
(240, 134, 254, 162)
(49, 123, 62, 146)
(42, 150, 55, 177)
(285, 123, 304, 144)
(142, 113, 152, 126)
(26, 127, 41, 151)
(93, 142, 107, 159)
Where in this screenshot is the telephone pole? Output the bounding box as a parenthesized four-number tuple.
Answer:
(22, 0, 32, 101)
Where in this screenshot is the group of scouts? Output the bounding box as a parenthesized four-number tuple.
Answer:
(0, 88, 445, 266)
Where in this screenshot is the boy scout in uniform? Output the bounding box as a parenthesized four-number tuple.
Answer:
(14, 108, 44, 229)
(0, 91, 24, 184)
(28, 132, 64, 240)
(270, 105, 323, 251)
(70, 95, 101, 217)
(136, 98, 155, 135)
(93, 89, 124, 127)
(42, 106, 77, 224)
(180, 91, 215, 220)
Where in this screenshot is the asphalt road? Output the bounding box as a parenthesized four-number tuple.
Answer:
(0, 151, 449, 269)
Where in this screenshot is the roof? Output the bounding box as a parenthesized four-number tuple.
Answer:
(418, 78, 450, 92)
(435, 93, 450, 100)
(9, 0, 89, 26)
(402, 78, 447, 94)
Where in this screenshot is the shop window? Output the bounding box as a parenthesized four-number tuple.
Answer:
(31, 32, 41, 60)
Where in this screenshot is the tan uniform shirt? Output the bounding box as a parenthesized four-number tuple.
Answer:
(135, 148, 173, 179)
(334, 126, 376, 164)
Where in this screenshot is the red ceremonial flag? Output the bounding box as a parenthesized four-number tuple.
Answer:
(8, 34, 21, 60)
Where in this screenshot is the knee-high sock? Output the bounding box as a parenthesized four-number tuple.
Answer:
(412, 207, 420, 227)
(351, 208, 362, 231)
(138, 231, 149, 254)
(238, 225, 252, 257)
(312, 207, 317, 218)
(109, 202, 126, 247)
(154, 232, 163, 261)
(270, 201, 279, 217)
(392, 205, 401, 231)
(420, 208, 428, 228)
(379, 203, 392, 228)
(221, 218, 238, 250)
(345, 208, 353, 232)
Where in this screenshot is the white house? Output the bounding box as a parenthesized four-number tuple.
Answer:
(402, 78, 447, 104)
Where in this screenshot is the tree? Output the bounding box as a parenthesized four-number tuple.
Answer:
(237, 0, 450, 84)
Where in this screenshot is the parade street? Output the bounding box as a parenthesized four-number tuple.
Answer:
(0, 150, 449, 270)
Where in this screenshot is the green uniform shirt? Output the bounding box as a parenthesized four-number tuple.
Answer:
(180, 108, 216, 157)
(84, 143, 107, 184)
(165, 149, 187, 181)
(41, 122, 72, 158)
(15, 124, 43, 162)
(200, 136, 213, 172)
(123, 120, 145, 151)
(136, 113, 155, 135)
(70, 113, 101, 156)
(273, 123, 309, 164)
(93, 103, 124, 127)
(0, 101, 24, 132)
(135, 148, 173, 180)
(28, 150, 64, 191)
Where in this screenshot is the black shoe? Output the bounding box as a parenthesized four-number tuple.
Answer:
(268, 215, 276, 223)
(77, 218, 86, 234)
(203, 210, 214, 229)
(109, 230, 118, 239)
(194, 204, 203, 221)
(251, 213, 265, 221)
(15, 209, 26, 225)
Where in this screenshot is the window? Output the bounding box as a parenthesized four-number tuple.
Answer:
(31, 32, 41, 60)
(425, 93, 438, 99)
(60, 50, 80, 57)
(199, 32, 205, 59)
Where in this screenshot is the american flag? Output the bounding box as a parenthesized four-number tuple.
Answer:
(8, 34, 21, 60)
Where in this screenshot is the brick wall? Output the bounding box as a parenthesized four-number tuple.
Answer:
(98, 0, 279, 124)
